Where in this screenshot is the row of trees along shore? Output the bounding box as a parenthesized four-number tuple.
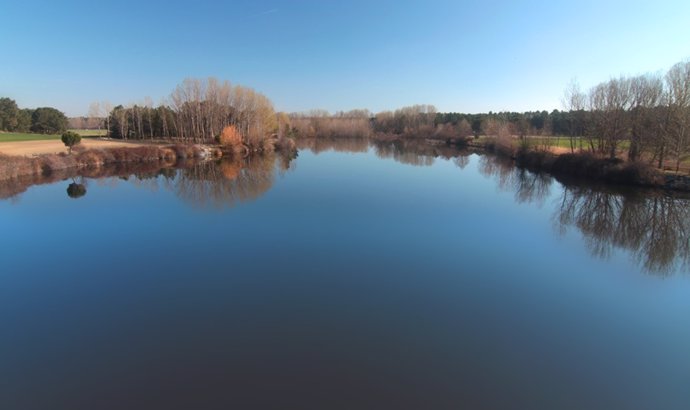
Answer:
(95, 78, 279, 149)
(287, 106, 582, 142)
(288, 60, 690, 171)
(562, 60, 690, 171)
(2, 60, 688, 169)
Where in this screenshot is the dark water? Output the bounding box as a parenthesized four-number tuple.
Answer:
(1, 140, 690, 409)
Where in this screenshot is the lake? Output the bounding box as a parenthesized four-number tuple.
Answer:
(1, 139, 689, 409)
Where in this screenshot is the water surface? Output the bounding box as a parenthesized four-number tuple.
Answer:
(1, 142, 689, 409)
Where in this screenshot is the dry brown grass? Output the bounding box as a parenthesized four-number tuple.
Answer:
(0, 138, 148, 156)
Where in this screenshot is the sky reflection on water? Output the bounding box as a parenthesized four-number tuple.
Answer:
(1, 141, 689, 409)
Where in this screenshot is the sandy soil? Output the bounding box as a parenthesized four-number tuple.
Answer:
(545, 146, 580, 155)
(0, 139, 149, 156)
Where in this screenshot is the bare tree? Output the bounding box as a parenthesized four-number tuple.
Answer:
(143, 96, 154, 139)
(562, 79, 586, 153)
(169, 77, 277, 146)
(665, 61, 690, 172)
(588, 77, 632, 158)
(88, 101, 101, 134)
(102, 101, 113, 138)
(457, 119, 473, 139)
(628, 74, 663, 162)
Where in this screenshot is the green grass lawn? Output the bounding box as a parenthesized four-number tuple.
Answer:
(0, 132, 62, 142)
(527, 136, 586, 149)
(69, 129, 107, 137)
(0, 129, 106, 142)
(526, 136, 631, 150)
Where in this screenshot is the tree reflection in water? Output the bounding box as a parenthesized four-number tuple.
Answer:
(555, 185, 690, 275)
(174, 151, 296, 208)
(3, 135, 687, 275)
(296, 137, 369, 154)
(476, 154, 690, 275)
(304, 138, 690, 276)
(373, 139, 466, 167)
(375, 141, 436, 167)
(478, 154, 554, 207)
(66, 182, 87, 199)
(144, 142, 690, 274)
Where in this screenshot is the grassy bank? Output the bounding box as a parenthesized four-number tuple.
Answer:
(468, 134, 690, 190)
(0, 144, 222, 184)
(514, 150, 665, 187)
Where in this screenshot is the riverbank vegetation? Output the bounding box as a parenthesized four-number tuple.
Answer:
(286, 60, 689, 171)
(0, 148, 295, 209)
(282, 60, 689, 188)
(475, 153, 690, 275)
(0, 145, 220, 185)
(558, 60, 690, 169)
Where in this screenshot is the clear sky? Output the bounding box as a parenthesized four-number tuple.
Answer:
(1, 0, 689, 116)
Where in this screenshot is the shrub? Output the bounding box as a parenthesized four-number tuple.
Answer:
(274, 136, 296, 152)
(219, 125, 244, 150)
(261, 138, 275, 152)
(61, 131, 82, 153)
(548, 153, 663, 186)
(170, 144, 201, 159)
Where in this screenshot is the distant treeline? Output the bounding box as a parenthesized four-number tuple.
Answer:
(288, 106, 573, 140)
(0, 98, 68, 134)
(289, 60, 690, 170)
(68, 116, 102, 130)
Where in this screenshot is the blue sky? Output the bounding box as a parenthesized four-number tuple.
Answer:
(1, 0, 689, 116)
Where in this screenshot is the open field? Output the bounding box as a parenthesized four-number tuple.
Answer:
(68, 129, 108, 137)
(0, 129, 107, 142)
(525, 136, 633, 151)
(0, 138, 154, 156)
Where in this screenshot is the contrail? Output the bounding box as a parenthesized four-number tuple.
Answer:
(251, 8, 278, 17)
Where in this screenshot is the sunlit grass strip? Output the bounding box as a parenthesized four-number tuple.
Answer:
(0, 129, 106, 142)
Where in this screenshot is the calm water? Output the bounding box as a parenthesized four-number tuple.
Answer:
(1, 140, 690, 409)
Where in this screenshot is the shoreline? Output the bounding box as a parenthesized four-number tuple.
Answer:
(0, 144, 223, 183)
(513, 149, 690, 192)
(461, 139, 690, 192)
(2, 137, 689, 194)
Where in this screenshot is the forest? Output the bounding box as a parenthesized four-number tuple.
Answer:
(102, 78, 279, 146)
(0, 99, 68, 134)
